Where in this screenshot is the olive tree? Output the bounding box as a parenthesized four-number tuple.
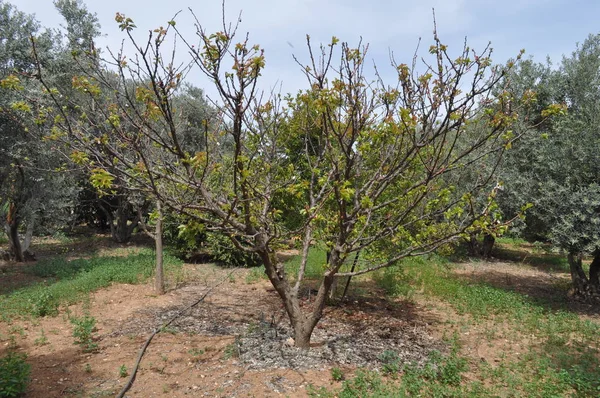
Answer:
(498, 38, 600, 299)
(0, 1, 80, 261)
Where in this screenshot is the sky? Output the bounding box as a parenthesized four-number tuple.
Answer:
(9, 0, 600, 100)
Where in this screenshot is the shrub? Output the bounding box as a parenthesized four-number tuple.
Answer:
(205, 232, 261, 268)
(0, 352, 30, 398)
(71, 314, 98, 352)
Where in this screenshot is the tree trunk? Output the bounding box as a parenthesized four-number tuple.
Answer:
(326, 251, 337, 299)
(22, 217, 35, 253)
(589, 251, 600, 290)
(567, 252, 588, 296)
(293, 318, 314, 348)
(258, 245, 336, 349)
(481, 234, 495, 258)
(466, 233, 479, 256)
(113, 200, 131, 243)
(106, 196, 139, 244)
(154, 201, 165, 295)
(6, 204, 23, 262)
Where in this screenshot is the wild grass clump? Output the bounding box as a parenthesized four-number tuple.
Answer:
(0, 249, 182, 320)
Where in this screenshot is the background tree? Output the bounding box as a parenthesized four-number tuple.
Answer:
(498, 38, 600, 298)
(0, 1, 78, 261)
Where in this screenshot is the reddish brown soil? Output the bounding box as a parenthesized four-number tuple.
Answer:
(2, 238, 597, 397)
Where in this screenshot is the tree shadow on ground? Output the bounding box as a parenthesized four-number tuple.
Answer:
(455, 265, 600, 317)
(0, 233, 154, 296)
(492, 244, 571, 273)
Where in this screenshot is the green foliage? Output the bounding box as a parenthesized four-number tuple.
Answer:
(29, 290, 58, 317)
(284, 248, 328, 280)
(118, 364, 128, 378)
(0, 1, 80, 258)
(204, 232, 261, 268)
(223, 339, 240, 359)
(499, 35, 600, 267)
(373, 267, 415, 300)
(0, 352, 30, 398)
(162, 213, 206, 260)
(245, 266, 267, 283)
(70, 313, 98, 352)
(330, 367, 344, 381)
(0, 249, 182, 320)
(378, 350, 401, 375)
(164, 214, 263, 268)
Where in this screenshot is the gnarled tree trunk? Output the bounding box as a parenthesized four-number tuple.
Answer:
(567, 251, 600, 299)
(481, 233, 495, 258)
(258, 243, 337, 348)
(100, 196, 139, 243)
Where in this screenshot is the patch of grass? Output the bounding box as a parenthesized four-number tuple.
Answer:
(374, 254, 600, 397)
(378, 350, 401, 375)
(188, 348, 205, 357)
(245, 266, 267, 284)
(496, 247, 570, 271)
(0, 249, 182, 320)
(223, 339, 240, 359)
(284, 248, 362, 282)
(311, 338, 474, 398)
(372, 267, 415, 300)
(284, 248, 327, 280)
(496, 236, 528, 246)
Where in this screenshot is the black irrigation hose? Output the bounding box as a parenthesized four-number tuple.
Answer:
(116, 268, 239, 398)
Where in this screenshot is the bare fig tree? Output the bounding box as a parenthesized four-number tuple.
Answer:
(28, 10, 541, 347)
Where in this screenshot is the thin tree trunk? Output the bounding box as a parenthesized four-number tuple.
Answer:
(340, 251, 360, 301)
(327, 250, 336, 299)
(589, 251, 600, 290)
(154, 201, 164, 295)
(6, 204, 23, 262)
(22, 217, 35, 253)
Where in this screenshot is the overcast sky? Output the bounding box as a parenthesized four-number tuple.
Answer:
(9, 0, 600, 99)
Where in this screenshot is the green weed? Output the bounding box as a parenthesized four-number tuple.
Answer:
(0, 352, 30, 398)
(34, 329, 49, 346)
(70, 314, 98, 352)
(330, 367, 344, 381)
(373, 254, 600, 397)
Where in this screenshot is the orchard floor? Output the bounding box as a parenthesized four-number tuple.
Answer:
(0, 237, 598, 397)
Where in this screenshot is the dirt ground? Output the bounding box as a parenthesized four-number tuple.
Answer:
(1, 239, 597, 397)
(0, 258, 441, 398)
